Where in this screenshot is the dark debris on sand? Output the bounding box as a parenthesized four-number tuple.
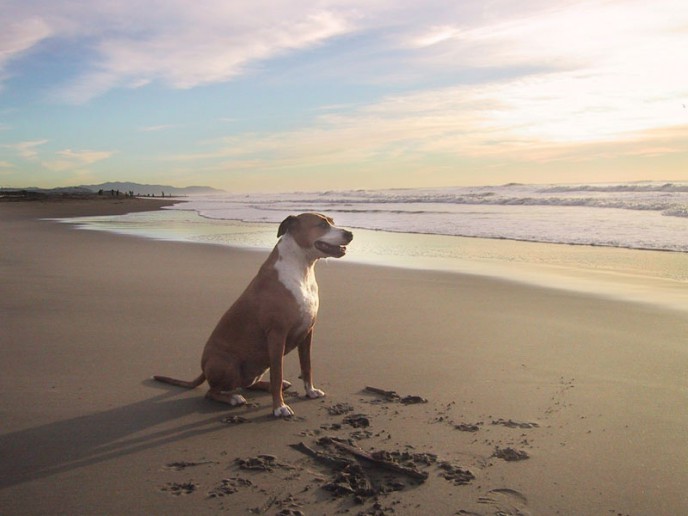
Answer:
(164, 460, 215, 471)
(276, 510, 305, 516)
(493, 447, 530, 461)
(491, 418, 540, 429)
(236, 454, 293, 472)
(221, 415, 250, 424)
(370, 450, 438, 469)
(438, 462, 476, 485)
(454, 423, 482, 432)
(343, 413, 371, 428)
(207, 387, 536, 513)
(364, 386, 428, 405)
(290, 436, 465, 504)
(207, 477, 253, 498)
(327, 402, 355, 415)
(323, 462, 376, 498)
(161, 481, 198, 496)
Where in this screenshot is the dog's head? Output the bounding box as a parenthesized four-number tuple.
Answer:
(278, 213, 353, 258)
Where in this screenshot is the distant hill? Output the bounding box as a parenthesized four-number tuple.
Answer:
(80, 182, 224, 196)
(1, 182, 223, 199)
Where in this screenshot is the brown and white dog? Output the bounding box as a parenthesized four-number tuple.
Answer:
(153, 213, 353, 417)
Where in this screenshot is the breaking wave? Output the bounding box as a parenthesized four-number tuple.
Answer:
(171, 181, 688, 252)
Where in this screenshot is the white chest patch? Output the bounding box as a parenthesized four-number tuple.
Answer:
(274, 238, 319, 334)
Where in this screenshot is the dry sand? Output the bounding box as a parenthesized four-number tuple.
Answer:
(1, 198, 687, 515)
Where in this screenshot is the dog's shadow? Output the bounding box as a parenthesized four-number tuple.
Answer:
(0, 380, 276, 490)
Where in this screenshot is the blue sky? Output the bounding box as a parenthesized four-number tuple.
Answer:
(1, 0, 687, 191)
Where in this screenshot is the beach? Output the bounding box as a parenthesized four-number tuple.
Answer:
(1, 198, 687, 515)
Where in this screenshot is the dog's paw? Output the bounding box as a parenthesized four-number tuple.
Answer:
(306, 387, 326, 399)
(273, 404, 295, 417)
(230, 394, 247, 406)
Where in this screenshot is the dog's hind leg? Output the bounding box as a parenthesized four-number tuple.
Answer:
(205, 389, 247, 406)
(203, 358, 247, 406)
(246, 374, 292, 392)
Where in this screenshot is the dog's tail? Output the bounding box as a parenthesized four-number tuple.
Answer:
(152, 373, 206, 389)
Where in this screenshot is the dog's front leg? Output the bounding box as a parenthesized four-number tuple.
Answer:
(298, 330, 326, 399)
(268, 329, 294, 417)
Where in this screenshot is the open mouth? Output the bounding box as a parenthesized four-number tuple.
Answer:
(315, 240, 347, 258)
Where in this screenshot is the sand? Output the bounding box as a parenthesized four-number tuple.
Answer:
(1, 197, 687, 515)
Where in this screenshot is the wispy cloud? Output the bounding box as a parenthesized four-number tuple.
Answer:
(2, 0, 687, 189)
(0, 17, 53, 89)
(7, 0, 687, 107)
(41, 149, 113, 172)
(168, 71, 688, 174)
(4, 140, 114, 172)
(5, 1, 356, 103)
(5, 139, 49, 160)
(161, 0, 688, 173)
(0, 0, 522, 100)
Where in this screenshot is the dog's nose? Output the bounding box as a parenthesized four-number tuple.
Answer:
(344, 230, 354, 242)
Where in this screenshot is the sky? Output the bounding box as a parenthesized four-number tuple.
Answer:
(1, 0, 687, 192)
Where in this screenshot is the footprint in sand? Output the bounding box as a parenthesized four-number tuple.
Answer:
(477, 488, 531, 516)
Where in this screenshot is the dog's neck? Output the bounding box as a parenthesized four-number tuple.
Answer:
(273, 235, 319, 324)
(272, 234, 320, 297)
(275, 234, 319, 273)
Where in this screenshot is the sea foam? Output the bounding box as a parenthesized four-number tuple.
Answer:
(170, 181, 688, 252)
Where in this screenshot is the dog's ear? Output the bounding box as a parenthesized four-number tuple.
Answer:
(277, 215, 299, 237)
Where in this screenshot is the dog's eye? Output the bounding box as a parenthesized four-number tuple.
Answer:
(319, 220, 330, 228)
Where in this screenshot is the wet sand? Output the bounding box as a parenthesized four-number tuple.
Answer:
(1, 198, 687, 515)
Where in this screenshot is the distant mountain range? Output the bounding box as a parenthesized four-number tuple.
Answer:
(80, 182, 224, 196)
(2, 182, 224, 196)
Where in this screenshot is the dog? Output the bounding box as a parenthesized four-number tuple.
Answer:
(153, 213, 353, 417)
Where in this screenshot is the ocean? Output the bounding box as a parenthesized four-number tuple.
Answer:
(60, 181, 688, 311)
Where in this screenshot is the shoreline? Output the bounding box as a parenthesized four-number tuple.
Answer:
(57, 203, 688, 313)
(1, 198, 687, 515)
(0, 195, 178, 218)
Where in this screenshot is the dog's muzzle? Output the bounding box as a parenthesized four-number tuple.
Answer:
(315, 230, 353, 258)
